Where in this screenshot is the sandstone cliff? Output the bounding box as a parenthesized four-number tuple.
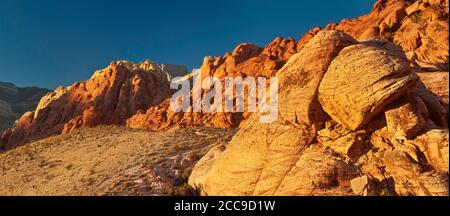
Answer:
(127, 0, 448, 132)
(189, 30, 449, 196)
(1, 60, 186, 149)
(327, 0, 448, 71)
(126, 37, 300, 130)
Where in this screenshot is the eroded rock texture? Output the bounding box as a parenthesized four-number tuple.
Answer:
(127, 0, 448, 133)
(324, 0, 448, 71)
(126, 36, 302, 130)
(189, 30, 449, 196)
(1, 60, 183, 149)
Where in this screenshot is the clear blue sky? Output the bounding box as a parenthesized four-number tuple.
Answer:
(0, 0, 374, 89)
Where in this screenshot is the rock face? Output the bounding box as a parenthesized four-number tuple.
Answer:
(189, 31, 360, 196)
(0, 82, 50, 132)
(188, 143, 228, 191)
(384, 95, 428, 140)
(127, 36, 303, 130)
(318, 43, 418, 131)
(1, 60, 185, 149)
(417, 72, 449, 103)
(128, 0, 448, 133)
(189, 30, 449, 196)
(322, 0, 449, 72)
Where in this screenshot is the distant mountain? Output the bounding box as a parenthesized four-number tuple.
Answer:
(0, 82, 50, 132)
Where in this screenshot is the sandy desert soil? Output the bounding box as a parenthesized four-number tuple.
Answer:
(0, 126, 236, 196)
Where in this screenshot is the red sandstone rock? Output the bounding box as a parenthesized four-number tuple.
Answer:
(304, 0, 449, 71)
(127, 36, 302, 130)
(1, 60, 177, 149)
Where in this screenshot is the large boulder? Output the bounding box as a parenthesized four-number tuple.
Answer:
(415, 78, 449, 128)
(384, 94, 428, 140)
(318, 43, 418, 131)
(192, 30, 359, 196)
(188, 143, 227, 193)
(190, 30, 449, 196)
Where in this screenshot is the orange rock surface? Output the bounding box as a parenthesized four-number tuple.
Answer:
(127, 0, 449, 132)
(1, 61, 175, 149)
(126, 36, 302, 130)
(2, 0, 448, 152)
(328, 0, 448, 71)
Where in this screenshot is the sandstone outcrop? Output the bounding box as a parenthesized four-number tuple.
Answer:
(318, 0, 449, 72)
(318, 43, 418, 131)
(417, 71, 449, 103)
(1, 60, 185, 149)
(188, 143, 228, 191)
(128, 0, 448, 133)
(189, 31, 361, 196)
(127, 36, 303, 130)
(189, 30, 449, 196)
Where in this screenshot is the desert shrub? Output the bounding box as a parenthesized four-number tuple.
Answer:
(410, 11, 422, 23)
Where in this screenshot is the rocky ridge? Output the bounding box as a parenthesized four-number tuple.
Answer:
(1, 60, 186, 149)
(326, 0, 448, 71)
(126, 37, 301, 130)
(188, 30, 449, 196)
(127, 0, 449, 132)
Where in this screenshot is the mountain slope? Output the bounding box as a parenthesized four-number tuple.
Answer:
(0, 125, 236, 195)
(0, 82, 50, 132)
(1, 60, 187, 149)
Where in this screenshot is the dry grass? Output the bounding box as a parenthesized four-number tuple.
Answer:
(0, 125, 236, 196)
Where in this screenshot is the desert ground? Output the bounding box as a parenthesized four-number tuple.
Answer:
(0, 126, 236, 195)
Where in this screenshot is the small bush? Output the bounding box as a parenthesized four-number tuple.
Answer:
(410, 11, 422, 23)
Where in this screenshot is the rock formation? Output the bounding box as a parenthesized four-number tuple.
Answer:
(326, 0, 448, 71)
(417, 71, 449, 103)
(0, 0, 447, 197)
(189, 30, 449, 196)
(0, 82, 50, 132)
(127, 36, 302, 130)
(127, 0, 448, 132)
(318, 43, 418, 131)
(1, 60, 186, 149)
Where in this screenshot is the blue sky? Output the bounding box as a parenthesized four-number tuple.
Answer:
(0, 0, 374, 89)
